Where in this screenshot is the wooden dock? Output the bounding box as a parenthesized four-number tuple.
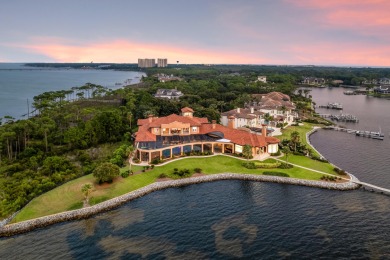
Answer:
(319, 114, 359, 123)
(322, 126, 384, 140)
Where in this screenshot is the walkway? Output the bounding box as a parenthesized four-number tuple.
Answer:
(305, 126, 390, 194)
(274, 158, 390, 195)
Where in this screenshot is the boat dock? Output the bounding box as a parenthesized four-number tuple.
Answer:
(323, 126, 384, 140)
(318, 102, 343, 110)
(343, 90, 368, 95)
(319, 114, 359, 123)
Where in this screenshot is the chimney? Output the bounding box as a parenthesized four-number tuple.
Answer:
(262, 124, 267, 137)
(237, 108, 240, 113)
(228, 116, 235, 129)
(212, 120, 216, 129)
(148, 114, 153, 123)
(250, 107, 254, 113)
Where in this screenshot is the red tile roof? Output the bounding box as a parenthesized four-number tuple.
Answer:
(200, 124, 279, 147)
(181, 107, 194, 113)
(135, 111, 280, 147)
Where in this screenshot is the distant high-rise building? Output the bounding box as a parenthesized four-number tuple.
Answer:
(157, 58, 168, 67)
(138, 58, 156, 68)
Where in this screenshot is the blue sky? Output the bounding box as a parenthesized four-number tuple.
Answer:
(1, 0, 390, 66)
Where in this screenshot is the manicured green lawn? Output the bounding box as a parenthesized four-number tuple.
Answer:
(13, 155, 333, 223)
(278, 123, 320, 157)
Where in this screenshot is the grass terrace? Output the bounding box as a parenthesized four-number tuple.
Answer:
(12, 155, 337, 223)
(278, 122, 321, 157)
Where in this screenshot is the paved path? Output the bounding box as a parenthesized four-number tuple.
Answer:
(274, 157, 390, 195)
(273, 157, 352, 182)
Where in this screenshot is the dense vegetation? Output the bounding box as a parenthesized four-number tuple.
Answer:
(2, 64, 390, 220)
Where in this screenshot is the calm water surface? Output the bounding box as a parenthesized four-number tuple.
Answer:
(0, 63, 144, 119)
(0, 85, 389, 259)
(0, 181, 389, 259)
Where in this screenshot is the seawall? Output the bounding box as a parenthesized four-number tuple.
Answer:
(0, 173, 360, 237)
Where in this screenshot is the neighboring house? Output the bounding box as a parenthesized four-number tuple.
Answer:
(249, 92, 296, 125)
(379, 78, 390, 85)
(332, 80, 344, 85)
(134, 107, 280, 163)
(257, 76, 267, 83)
(302, 77, 325, 85)
(373, 86, 390, 94)
(154, 88, 183, 100)
(156, 73, 183, 83)
(220, 107, 263, 129)
(362, 79, 378, 85)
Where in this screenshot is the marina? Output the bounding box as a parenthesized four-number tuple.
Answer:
(319, 113, 359, 122)
(323, 126, 384, 140)
(318, 102, 343, 110)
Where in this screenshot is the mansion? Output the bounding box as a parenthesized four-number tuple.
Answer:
(134, 107, 280, 163)
(221, 92, 296, 130)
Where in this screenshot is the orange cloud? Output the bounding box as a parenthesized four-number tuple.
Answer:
(286, 0, 390, 33)
(18, 38, 271, 64)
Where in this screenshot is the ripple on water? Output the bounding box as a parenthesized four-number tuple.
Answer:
(1, 180, 389, 259)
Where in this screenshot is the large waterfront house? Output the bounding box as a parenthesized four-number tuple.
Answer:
(154, 88, 183, 100)
(134, 107, 280, 163)
(250, 92, 296, 125)
(220, 107, 263, 129)
(302, 77, 326, 85)
(220, 92, 296, 135)
(373, 86, 390, 94)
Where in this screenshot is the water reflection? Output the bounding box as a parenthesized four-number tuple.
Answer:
(212, 213, 258, 258)
(99, 235, 206, 259)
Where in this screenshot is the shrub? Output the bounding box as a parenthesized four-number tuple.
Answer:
(172, 168, 191, 177)
(158, 173, 168, 178)
(194, 167, 202, 173)
(278, 163, 293, 169)
(311, 155, 328, 163)
(121, 170, 130, 178)
(334, 167, 347, 175)
(255, 162, 281, 168)
(151, 165, 155, 169)
(321, 175, 337, 181)
(151, 158, 161, 165)
(242, 162, 257, 169)
(270, 150, 281, 156)
(263, 171, 289, 177)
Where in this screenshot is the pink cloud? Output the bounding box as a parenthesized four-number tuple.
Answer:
(286, 0, 390, 34)
(17, 38, 272, 64)
(288, 42, 390, 66)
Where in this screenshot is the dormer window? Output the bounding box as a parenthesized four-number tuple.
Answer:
(192, 127, 197, 132)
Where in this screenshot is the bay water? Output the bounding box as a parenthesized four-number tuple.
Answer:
(0, 77, 389, 259)
(0, 63, 144, 119)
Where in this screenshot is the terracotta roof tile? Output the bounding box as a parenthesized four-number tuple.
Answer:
(135, 112, 280, 147)
(181, 107, 194, 113)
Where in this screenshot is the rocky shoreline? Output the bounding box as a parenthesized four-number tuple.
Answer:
(0, 173, 360, 237)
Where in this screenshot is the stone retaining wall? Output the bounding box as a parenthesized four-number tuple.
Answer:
(0, 173, 360, 237)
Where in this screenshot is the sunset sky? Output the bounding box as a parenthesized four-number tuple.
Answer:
(1, 0, 390, 66)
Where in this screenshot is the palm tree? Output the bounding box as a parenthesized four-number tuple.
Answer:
(290, 131, 300, 152)
(243, 145, 252, 161)
(81, 183, 93, 206)
(282, 146, 291, 163)
(303, 89, 311, 98)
